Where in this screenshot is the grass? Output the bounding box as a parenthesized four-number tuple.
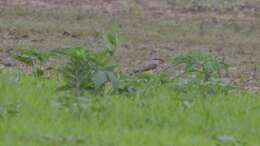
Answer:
(0, 71, 259, 146)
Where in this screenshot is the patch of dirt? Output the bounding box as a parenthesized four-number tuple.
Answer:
(1, 0, 259, 18)
(0, 0, 125, 14)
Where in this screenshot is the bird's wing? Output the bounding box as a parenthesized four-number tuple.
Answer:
(134, 63, 158, 73)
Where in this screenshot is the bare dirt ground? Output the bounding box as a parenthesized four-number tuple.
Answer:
(0, 0, 259, 90)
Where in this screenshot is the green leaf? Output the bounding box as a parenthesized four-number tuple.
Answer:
(14, 48, 52, 66)
(93, 51, 109, 66)
(15, 55, 34, 66)
(107, 71, 120, 90)
(92, 71, 108, 89)
(103, 31, 120, 55)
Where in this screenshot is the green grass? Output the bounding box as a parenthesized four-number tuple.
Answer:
(0, 71, 259, 146)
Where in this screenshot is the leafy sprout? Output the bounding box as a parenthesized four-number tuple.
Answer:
(15, 49, 50, 66)
(103, 31, 120, 56)
(14, 49, 54, 77)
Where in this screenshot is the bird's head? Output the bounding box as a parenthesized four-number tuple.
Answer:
(152, 58, 165, 63)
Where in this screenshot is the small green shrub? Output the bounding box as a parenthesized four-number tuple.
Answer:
(56, 48, 95, 96)
(174, 51, 228, 81)
(55, 32, 120, 96)
(54, 47, 120, 96)
(51, 32, 121, 115)
(172, 51, 233, 97)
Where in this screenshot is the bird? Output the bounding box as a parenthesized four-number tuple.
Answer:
(133, 58, 165, 73)
(133, 50, 167, 73)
